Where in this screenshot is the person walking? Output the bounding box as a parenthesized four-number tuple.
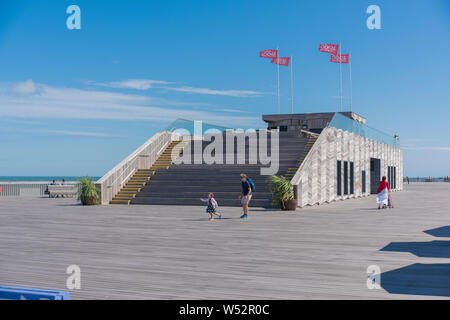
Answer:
(200, 192, 221, 221)
(239, 174, 253, 219)
(376, 176, 390, 210)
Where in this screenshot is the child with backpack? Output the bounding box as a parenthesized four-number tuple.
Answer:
(200, 192, 221, 221)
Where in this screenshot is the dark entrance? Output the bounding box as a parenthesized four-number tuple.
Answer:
(370, 158, 381, 194)
(362, 170, 366, 193)
(337, 160, 342, 196)
(343, 161, 349, 195)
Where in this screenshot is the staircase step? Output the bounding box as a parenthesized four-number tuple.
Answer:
(124, 184, 146, 188)
(118, 192, 137, 195)
(113, 196, 134, 200)
(135, 193, 272, 200)
(131, 197, 273, 207)
(110, 199, 130, 205)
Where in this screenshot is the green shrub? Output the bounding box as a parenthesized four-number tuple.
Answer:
(78, 177, 100, 205)
(267, 175, 294, 208)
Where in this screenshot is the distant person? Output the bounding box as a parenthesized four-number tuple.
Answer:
(376, 176, 390, 210)
(61, 178, 67, 185)
(200, 192, 221, 221)
(50, 180, 58, 185)
(407, 176, 410, 184)
(238, 174, 253, 219)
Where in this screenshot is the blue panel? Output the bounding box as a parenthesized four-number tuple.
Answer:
(328, 113, 400, 147)
(0, 286, 70, 300)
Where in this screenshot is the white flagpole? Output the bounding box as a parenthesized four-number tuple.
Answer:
(277, 46, 280, 114)
(290, 56, 294, 114)
(339, 43, 343, 112)
(349, 51, 352, 112)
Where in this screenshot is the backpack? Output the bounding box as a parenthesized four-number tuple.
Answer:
(248, 178, 256, 192)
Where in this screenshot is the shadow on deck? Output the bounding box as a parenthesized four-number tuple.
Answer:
(380, 240, 450, 259)
(380, 263, 450, 297)
(424, 226, 450, 238)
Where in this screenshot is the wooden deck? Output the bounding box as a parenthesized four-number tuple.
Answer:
(1, 183, 450, 299)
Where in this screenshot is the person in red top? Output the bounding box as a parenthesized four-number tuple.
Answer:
(376, 176, 390, 209)
(377, 178, 390, 194)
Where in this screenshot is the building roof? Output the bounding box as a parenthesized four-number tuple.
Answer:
(262, 112, 366, 124)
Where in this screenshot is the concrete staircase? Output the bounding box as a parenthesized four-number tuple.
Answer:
(130, 132, 317, 207)
(284, 135, 318, 180)
(109, 140, 185, 204)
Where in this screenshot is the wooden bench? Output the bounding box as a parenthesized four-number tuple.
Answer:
(47, 185, 78, 198)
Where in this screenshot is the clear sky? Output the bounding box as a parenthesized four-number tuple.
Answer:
(0, 0, 449, 177)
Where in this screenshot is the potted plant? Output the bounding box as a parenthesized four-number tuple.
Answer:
(78, 177, 100, 205)
(267, 175, 298, 210)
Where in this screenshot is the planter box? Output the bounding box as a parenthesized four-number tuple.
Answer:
(282, 199, 298, 211)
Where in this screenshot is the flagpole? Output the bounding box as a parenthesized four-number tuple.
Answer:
(277, 46, 280, 114)
(349, 51, 352, 112)
(290, 56, 294, 114)
(339, 43, 343, 112)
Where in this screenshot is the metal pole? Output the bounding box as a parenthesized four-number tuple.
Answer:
(277, 46, 280, 114)
(339, 43, 343, 112)
(349, 51, 352, 112)
(290, 56, 294, 114)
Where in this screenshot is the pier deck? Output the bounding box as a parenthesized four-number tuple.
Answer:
(1, 183, 449, 299)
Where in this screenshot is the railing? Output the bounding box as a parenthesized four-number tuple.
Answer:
(165, 118, 231, 135)
(328, 113, 400, 147)
(0, 182, 79, 197)
(404, 177, 450, 183)
(96, 131, 179, 205)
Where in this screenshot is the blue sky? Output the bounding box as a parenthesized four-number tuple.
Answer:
(0, 0, 449, 177)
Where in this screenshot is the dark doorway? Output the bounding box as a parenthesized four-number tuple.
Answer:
(362, 170, 366, 193)
(370, 158, 381, 194)
(350, 162, 354, 194)
(343, 161, 349, 195)
(393, 167, 396, 189)
(337, 160, 342, 196)
(388, 166, 392, 188)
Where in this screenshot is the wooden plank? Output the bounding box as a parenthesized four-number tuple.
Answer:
(0, 183, 449, 300)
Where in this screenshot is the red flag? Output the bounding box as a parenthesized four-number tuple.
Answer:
(330, 54, 349, 64)
(260, 49, 278, 59)
(319, 44, 339, 55)
(271, 57, 290, 66)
